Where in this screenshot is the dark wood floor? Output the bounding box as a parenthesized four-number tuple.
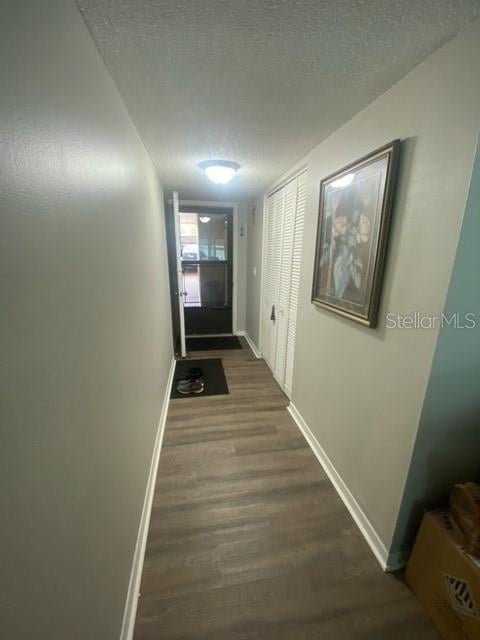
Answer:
(134, 339, 436, 639)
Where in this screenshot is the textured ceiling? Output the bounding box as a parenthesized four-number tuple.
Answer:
(78, 0, 480, 201)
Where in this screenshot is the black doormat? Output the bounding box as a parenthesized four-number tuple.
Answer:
(171, 358, 229, 399)
(186, 336, 242, 351)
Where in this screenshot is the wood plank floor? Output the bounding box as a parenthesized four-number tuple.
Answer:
(134, 339, 436, 640)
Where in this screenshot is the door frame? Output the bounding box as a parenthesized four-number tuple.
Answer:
(164, 197, 181, 353)
(173, 191, 187, 357)
(259, 166, 308, 397)
(180, 200, 240, 336)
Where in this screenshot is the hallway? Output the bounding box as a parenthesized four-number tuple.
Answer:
(4, 2, 480, 637)
(134, 342, 435, 640)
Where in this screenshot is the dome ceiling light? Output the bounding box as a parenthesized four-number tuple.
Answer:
(198, 160, 240, 185)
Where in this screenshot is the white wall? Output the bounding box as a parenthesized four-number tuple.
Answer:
(246, 21, 480, 558)
(245, 197, 264, 348)
(0, 2, 172, 638)
(235, 202, 248, 333)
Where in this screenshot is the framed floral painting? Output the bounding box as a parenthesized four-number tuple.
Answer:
(311, 140, 400, 327)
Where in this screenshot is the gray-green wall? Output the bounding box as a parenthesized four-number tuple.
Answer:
(0, 1, 172, 637)
(391, 139, 480, 554)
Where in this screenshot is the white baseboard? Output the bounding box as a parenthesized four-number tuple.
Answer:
(234, 329, 246, 336)
(244, 333, 262, 358)
(287, 402, 404, 573)
(120, 356, 176, 640)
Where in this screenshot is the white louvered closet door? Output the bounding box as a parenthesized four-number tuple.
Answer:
(262, 170, 307, 397)
(273, 177, 297, 383)
(261, 194, 274, 368)
(284, 171, 307, 395)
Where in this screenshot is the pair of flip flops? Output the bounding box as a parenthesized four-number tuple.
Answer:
(176, 366, 204, 395)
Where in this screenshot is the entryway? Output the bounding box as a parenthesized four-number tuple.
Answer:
(179, 205, 233, 336)
(166, 196, 237, 357)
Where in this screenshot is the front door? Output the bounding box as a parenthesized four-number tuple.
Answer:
(178, 206, 233, 335)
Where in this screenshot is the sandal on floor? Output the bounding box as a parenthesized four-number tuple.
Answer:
(177, 380, 204, 395)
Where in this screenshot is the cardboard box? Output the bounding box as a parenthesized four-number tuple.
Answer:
(406, 510, 480, 640)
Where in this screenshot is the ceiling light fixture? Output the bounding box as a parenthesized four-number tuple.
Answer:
(199, 216, 211, 223)
(198, 160, 240, 185)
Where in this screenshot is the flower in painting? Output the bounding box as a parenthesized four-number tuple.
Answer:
(332, 215, 348, 238)
(356, 214, 370, 244)
(324, 180, 374, 299)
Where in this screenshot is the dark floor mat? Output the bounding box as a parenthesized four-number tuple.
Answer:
(171, 358, 229, 399)
(186, 336, 242, 351)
